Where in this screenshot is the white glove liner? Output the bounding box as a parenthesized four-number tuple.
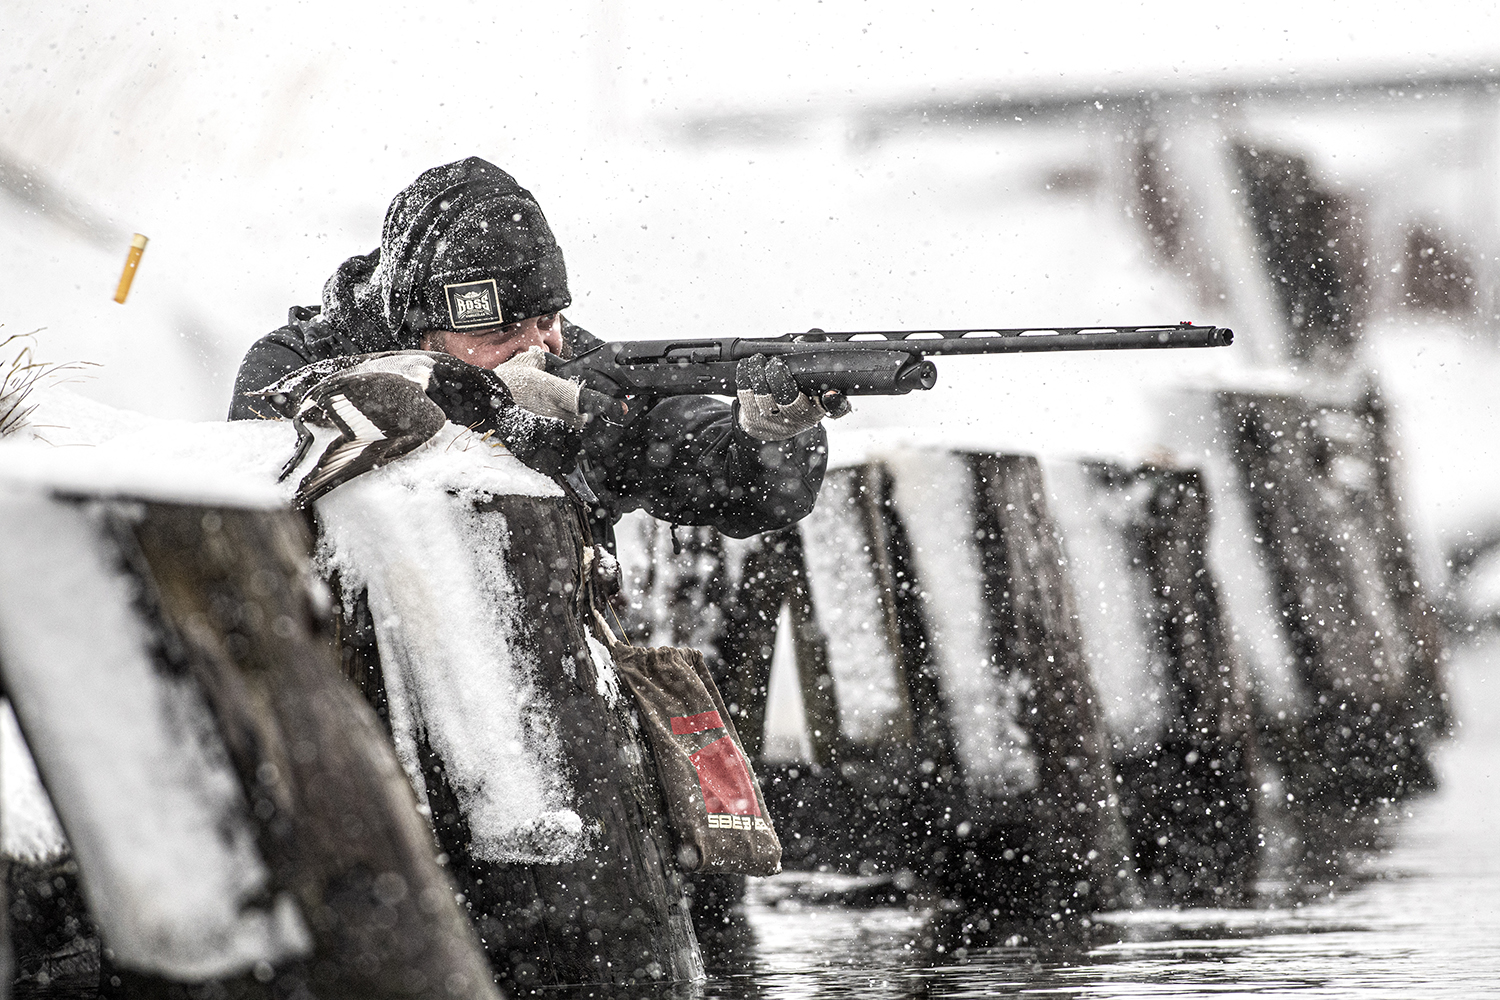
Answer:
(494, 348, 584, 428)
(736, 389, 828, 441)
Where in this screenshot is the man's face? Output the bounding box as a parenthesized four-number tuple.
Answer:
(420, 312, 563, 368)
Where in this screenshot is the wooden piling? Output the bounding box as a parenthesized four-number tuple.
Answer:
(1133, 468, 1259, 900)
(605, 405, 1447, 914)
(332, 495, 704, 989)
(623, 456, 1138, 920)
(1218, 390, 1443, 810)
(0, 495, 500, 999)
(754, 466, 943, 877)
(951, 453, 1134, 918)
(125, 502, 501, 998)
(1048, 461, 1259, 904)
(1359, 387, 1451, 739)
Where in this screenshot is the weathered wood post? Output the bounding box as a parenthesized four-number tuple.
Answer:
(619, 468, 952, 882)
(0, 487, 500, 999)
(706, 525, 840, 775)
(763, 464, 945, 877)
(947, 453, 1135, 919)
(129, 502, 502, 998)
(1046, 460, 1259, 904)
(1356, 386, 1451, 739)
(1217, 389, 1443, 817)
(315, 476, 704, 988)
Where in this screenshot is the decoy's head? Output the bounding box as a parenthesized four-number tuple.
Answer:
(374, 157, 571, 370)
(422, 354, 513, 430)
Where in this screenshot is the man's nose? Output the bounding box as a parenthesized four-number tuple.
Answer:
(538, 319, 564, 354)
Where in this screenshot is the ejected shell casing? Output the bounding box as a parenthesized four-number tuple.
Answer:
(114, 233, 149, 304)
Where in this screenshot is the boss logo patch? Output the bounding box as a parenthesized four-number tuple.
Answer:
(443, 279, 504, 330)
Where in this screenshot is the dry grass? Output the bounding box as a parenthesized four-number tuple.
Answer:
(0, 330, 98, 438)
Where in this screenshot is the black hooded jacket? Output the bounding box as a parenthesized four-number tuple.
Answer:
(229, 256, 827, 540)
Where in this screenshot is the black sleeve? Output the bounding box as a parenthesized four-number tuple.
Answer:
(227, 323, 318, 420)
(581, 391, 828, 539)
(562, 319, 827, 537)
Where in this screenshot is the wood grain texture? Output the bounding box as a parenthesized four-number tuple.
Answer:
(1104, 464, 1259, 904)
(123, 503, 500, 1000)
(341, 494, 704, 989)
(955, 453, 1135, 917)
(1219, 391, 1439, 808)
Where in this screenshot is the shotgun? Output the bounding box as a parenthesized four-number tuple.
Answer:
(546, 323, 1233, 413)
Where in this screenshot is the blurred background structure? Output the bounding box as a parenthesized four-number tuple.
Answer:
(2, 0, 1499, 611)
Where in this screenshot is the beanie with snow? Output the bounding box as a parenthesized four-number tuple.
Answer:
(373, 157, 571, 348)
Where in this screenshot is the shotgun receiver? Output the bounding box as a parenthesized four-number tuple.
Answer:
(547, 323, 1233, 404)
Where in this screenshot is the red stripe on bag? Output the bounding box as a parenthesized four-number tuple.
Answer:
(670, 710, 723, 735)
(689, 736, 761, 816)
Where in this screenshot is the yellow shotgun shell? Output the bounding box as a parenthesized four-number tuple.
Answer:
(114, 233, 149, 304)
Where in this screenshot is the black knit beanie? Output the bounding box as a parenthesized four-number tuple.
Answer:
(373, 157, 571, 348)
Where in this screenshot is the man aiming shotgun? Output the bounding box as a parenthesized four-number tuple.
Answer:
(229, 155, 1231, 530)
(227, 156, 1232, 986)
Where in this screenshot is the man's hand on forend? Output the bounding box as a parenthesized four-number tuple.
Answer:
(735, 354, 850, 441)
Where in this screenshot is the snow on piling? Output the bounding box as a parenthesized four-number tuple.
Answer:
(621, 420, 1448, 919)
(1212, 389, 1447, 820)
(0, 489, 312, 981)
(941, 452, 1136, 918)
(312, 437, 704, 987)
(313, 442, 588, 866)
(623, 455, 1140, 919)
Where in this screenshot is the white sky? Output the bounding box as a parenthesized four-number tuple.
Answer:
(4, 0, 1497, 208)
(609, 1, 1500, 114)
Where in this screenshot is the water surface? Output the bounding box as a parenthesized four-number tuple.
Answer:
(672, 638, 1500, 1000)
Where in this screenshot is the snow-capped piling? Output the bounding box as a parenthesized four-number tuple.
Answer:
(315, 455, 705, 988)
(1359, 389, 1450, 740)
(796, 467, 918, 752)
(1217, 389, 1445, 814)
(714, 526, 841, 769)
(690, 467, 931, 877)
(1047, 460, 1259, 904)
(946, 453, 1135, 917)
(1, 397, 707, 991)
(0, 487, 499, 998)
(619, 417, 1448, 916)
